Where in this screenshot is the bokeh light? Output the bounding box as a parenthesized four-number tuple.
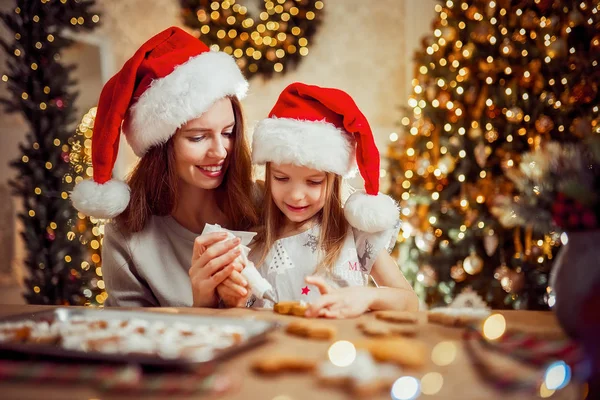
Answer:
(431, 341, 457, 366)
(482, 314, 506, 340)
(391, 376, 421, 400)
(560, 232, 568, 245)
(544, 361, 571, 391)
(327, 340, 356, 367)
(420, 372, 443, 395)
(540, 381, 555, 398)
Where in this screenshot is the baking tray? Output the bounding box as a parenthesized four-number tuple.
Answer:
(0, 307, 278, 369)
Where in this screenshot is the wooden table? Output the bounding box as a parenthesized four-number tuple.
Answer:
(0, 305, 581, 400)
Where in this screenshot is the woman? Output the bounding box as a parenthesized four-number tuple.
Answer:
(71, 27, 257, 307)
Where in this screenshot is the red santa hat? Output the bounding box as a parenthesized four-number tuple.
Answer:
(252, 82, 399, 233)
(70, 26, 248, 218)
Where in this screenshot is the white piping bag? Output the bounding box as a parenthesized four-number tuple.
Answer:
(201, 224, 276, 303)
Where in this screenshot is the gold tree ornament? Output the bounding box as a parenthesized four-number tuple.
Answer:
(494, 264, 510, 281)
(570, 117, 592, 138)
(506, 107, 524, 123)
(474, 142, 490, 168)
(468, 126, 483, 139)
(450, 262, 467, 282)
(500, 269, 525, 293)
(483, 230, 499, 256)
(463, 251, 484, 275)
(570, 80, 598, 105)
(441, 26, 457, 42)
(180, 0, 324, 79)
(534, 115, 554, 134)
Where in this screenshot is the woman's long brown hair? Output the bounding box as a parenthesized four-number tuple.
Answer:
(115, 96, 259, 233)
(252, 163, 348, 272)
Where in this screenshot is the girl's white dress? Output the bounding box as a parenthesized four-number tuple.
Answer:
(248, 219, 401, 308)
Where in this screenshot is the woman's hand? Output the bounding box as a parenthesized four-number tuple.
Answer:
(304, 276, 375, 319)
(216, 262, 251, 307)
(189, 232, 241, 307)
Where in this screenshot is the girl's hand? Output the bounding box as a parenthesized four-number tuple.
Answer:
(304, 276, 375, 319)
(189, 232, 241, 307)
(216, 261, 251, 307)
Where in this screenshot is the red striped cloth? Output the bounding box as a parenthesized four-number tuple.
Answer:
(0, 359, 237, 395)
(463, 325, 582, 393)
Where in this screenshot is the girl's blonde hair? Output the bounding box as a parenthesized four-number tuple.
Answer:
(252, 162, 348, 272)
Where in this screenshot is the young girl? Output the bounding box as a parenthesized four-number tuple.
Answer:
(221, 82, 418, 317)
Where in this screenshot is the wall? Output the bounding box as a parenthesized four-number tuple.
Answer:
(0, 0, 27, 301)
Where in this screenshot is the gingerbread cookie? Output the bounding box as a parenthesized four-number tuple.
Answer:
(252, 355, 317, 374)
(374, 310, 419, 324)
(286, 320, 336, 340)
(357, 321, 418, 337)
(355, 337, 427, 369)
(427, 307, 491, 327)
(317, 350, 399, 397)
(274, 301, 310, 317)
(273, 301, 295, 314)
(0, 323, 32, 343)
(290, 303, 309, 317)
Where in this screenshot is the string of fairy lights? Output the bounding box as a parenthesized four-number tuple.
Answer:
(66, 107, 107, 305)
(387, 0, 599, 306)
(181, 0, 323, 78)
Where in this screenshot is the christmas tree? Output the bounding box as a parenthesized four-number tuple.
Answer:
(387, 0, 599, 310)
(0, 0, 102, 305)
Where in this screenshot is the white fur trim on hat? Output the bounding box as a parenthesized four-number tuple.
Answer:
(70, 179, 131, 219)
(252, 118, 356, 176)
(344, 190, 399, 233)
(124, 51, 248, 157)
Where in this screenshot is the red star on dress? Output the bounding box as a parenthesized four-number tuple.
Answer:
(301, 286, 310, 295)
